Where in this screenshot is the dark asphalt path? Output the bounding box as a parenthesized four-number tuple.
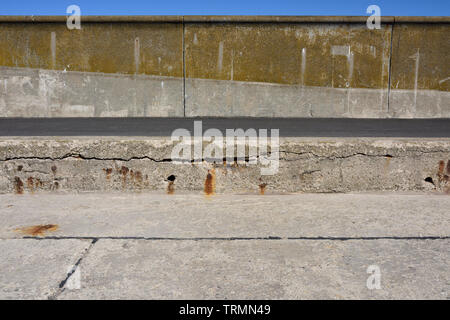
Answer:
(0, 118, 449, 137)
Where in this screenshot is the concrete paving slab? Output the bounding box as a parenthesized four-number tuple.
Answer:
(0, 193, 449, 239)
(0, 239, 92, 299)
(58, 239, 450, 299)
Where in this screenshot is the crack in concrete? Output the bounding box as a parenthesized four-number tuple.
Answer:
(1, 148, 448, 164)
(279, 149, 449, 161)
(1, 153, 172, 162)
(47, 238, 98, 300)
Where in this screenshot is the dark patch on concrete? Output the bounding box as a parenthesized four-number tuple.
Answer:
(51, 165, 57, 174)
(424, 177, 435, 186)
(17, 165, 23, 171)
(15, 224, 59, 236)
(14, 177, 23, 194)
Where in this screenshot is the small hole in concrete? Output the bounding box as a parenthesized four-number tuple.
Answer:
(424, 177, 434, 185)
(167, 175, 176, 182)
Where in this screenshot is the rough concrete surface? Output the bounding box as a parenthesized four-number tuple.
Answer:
(1, 193, 450, 239)
(1, 137, 449, 194)
(0, 239, 92, 299)
(58, 239, 449, 300)
(0, 67, 183, 117)
(0, 193, 448, 299)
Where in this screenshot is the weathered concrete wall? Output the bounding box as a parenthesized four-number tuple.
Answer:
(0, 20, 184, 117)
(1, 137, 449, 194)
(0, 16, 448, 118)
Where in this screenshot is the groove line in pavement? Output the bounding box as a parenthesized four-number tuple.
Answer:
(12, 236, 450, 241)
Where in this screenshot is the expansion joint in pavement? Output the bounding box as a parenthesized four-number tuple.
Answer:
(14, 235, 450, 241)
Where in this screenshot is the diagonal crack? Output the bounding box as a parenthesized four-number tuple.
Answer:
(47, 238, 98, 300)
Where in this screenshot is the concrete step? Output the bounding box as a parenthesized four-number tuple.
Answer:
(1, 137, 449, 194)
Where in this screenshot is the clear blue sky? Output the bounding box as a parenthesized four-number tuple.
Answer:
(0, 0, 449, 16)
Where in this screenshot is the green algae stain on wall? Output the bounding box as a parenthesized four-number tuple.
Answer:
(185, 23, 392, 90)
(0, 22, 183, 77)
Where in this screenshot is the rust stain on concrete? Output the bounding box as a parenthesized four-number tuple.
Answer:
(166, 175, 176, 194)
(14, 224, 59, 236)
(204, 169, 216, 195)
(259, 183, 267, 195)
(103, 168, 113, 179)
(27, 177, 35, 192)
(14, 177, 23, 194)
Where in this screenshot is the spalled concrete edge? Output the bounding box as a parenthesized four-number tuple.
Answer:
(0, 137, 449, 194)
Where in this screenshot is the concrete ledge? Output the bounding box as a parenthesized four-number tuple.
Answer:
(1, 137, 449, 194)
(0, 16, 449, 23)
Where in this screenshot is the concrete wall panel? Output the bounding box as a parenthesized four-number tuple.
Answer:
(389, 23, 450, 118)
(185, 22, 392, 117)
(0, 22, 184, 117)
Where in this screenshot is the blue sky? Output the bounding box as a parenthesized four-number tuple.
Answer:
(0, 0, 449, 16)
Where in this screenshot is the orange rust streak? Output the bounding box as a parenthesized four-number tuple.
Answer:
(104, 168, 113, 180)
(167, 181, 175, 194)
(438, 160, 445, 175)
(15, 224, 59, 236)
(27, 177, 34, 192)
(204, 169, 216, 195)
(259, 183, 267, 195)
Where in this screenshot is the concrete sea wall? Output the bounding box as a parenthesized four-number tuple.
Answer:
(0, 16, 448, 118)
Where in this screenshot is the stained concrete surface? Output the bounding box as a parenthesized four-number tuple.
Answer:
(0, 17, 448, 118)
(0, 193, 448, 299)
(1, 136, 449, 194)
(1, 193, 449, 239)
